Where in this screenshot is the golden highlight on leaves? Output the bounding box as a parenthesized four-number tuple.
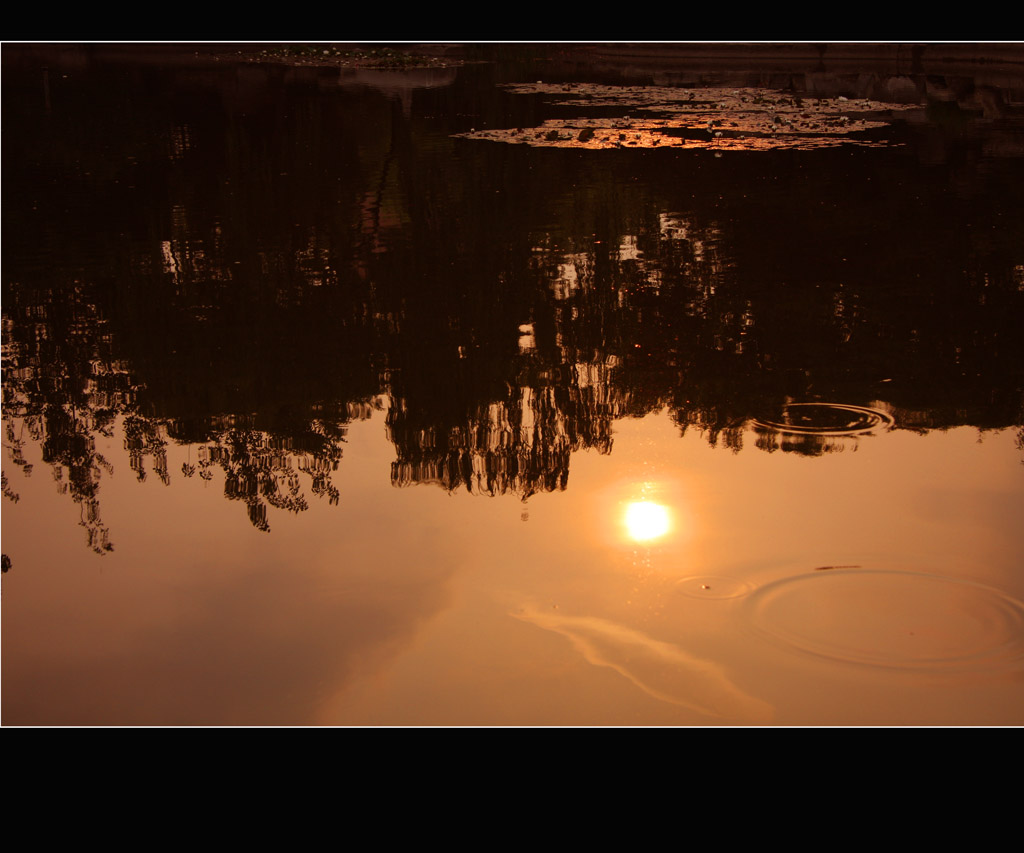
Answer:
(455, 83, 913, 152)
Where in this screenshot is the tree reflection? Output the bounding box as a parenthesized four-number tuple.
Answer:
(176, 414, 357, 532)
(3, 49, 1023, 548)
(2, 279, 127, 553)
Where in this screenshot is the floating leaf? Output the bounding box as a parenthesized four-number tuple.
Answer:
(455, 83, 913, 152)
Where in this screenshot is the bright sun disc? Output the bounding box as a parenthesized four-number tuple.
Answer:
(624, 501, 671, 541)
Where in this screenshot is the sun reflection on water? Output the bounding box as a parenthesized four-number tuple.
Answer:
(624, 501, 672, 542)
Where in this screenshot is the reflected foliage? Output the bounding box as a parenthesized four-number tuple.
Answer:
(172, 409, 362, 531)
(3, 46, 1024, 549)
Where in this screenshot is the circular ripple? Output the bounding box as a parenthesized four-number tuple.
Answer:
(677, 575, 755, 600)
(750, 403, 894, 436)
(745, 569, 1024, 673)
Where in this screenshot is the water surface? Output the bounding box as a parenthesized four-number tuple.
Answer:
(3, 44, 1023, 725)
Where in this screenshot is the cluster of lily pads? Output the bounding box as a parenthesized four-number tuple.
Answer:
(456, 83, 917, 151)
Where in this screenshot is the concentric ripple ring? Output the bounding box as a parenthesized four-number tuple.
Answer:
(750, 402, 894, 436)
(677, 575, 755, 600)
(745, 569, 1024, 674)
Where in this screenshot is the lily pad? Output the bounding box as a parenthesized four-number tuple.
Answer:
(455, 83, 914, 152)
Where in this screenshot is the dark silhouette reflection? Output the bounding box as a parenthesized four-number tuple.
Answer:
(123, 416, 170, 485)
(2, 275, 128, 552)
(386, 358, 624, 497)
(169, 407, 365, 531)
(3, 46, 1024, 548)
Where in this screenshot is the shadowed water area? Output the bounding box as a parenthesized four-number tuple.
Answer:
(3, 43, 1024, 725)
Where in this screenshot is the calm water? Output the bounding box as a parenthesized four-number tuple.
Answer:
(3, 45, 1024, 725)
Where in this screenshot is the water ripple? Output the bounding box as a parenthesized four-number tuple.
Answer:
(744, 569, 1024, 674)
(750, 403, 895, 437)
(677, 575, 755, 599)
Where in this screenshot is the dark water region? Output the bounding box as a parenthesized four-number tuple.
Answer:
(3, 44, 1024, 725)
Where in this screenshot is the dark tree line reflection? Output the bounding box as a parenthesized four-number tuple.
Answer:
(3, 49, 1023, 547)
